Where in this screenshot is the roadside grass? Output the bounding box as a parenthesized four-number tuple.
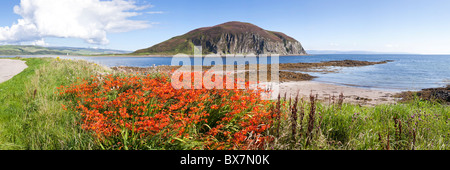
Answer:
(0, 57, 110, 149)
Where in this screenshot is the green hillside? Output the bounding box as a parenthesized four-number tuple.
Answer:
(0, 45, 130, 56)
(133, 21, 307, 56)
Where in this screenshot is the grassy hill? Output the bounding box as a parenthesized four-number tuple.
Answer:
(0, 45, 130, 56)
(133, 21, 307, 56)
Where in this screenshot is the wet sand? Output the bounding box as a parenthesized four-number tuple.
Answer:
(272, 81, 399, 106)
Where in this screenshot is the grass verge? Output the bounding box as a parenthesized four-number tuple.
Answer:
(0, 57, 109, 149)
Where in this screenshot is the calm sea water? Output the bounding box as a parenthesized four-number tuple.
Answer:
(1, 54, 449, 91)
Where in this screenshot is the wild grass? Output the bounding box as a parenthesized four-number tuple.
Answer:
(0, 57, 110, 149)
(266, 94, 450, 150)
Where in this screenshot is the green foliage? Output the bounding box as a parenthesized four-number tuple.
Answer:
(267, 97, 450, 150)
(0, 45, 129, 55)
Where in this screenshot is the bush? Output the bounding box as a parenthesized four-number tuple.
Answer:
(59, 73, 274, 150)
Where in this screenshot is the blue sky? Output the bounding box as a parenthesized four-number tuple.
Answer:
(1, 0, 450, 54)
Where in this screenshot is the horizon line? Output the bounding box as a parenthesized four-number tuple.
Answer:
(1, 44, 450, 55)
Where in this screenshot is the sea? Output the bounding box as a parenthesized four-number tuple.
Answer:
(1, 54, 449, 92)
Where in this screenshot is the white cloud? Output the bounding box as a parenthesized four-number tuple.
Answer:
(385, 44, 399, 48)
(147, 11, 164, 14)
(329, 42, 340, 47)
(136, 4, 155, 10)
(0, 0, 152, 45)
(31, 38, 48, 46)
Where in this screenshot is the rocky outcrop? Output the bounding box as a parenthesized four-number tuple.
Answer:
(134, 21, 307, 55)
(395, 85, 450, 104)
(198, 32, 306, 55)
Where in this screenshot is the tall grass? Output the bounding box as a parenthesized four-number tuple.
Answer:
(0, 58, 110, 150)
(267, 95, 450, 150)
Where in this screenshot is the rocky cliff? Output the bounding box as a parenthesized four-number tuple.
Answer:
(133, 21, 307, 55)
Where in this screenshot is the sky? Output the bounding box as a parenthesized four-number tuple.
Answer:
(1, 0, 450, 54)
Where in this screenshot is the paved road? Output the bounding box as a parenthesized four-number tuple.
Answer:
(0, 59, 28, 84)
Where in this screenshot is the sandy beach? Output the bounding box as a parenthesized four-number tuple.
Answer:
(0, 59, 28, 84)
(275, 81, 399, 106)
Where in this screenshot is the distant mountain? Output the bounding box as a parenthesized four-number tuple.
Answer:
(0, 45, 130, 55)
(307, 50, 412, 55)
(133, 21, 307, 56)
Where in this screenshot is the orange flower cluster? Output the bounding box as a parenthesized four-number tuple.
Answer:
(59, 73, 274, 150)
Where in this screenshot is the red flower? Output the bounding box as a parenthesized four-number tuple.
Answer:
(59, 72, 274, 150)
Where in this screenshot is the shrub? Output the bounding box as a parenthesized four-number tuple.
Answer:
(59, 73, 274, 150)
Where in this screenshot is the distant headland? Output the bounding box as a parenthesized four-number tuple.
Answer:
(132, 21, 307, 56)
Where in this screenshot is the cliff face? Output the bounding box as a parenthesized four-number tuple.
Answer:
(134, 21, 307, 55)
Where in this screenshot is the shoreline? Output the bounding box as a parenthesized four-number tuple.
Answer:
(274, 81, 399, 106)
(1, 53, 311, 58)
(87, 53, 312, 57)
(1, 57, 425, 106)
(111, 59, 401, 106)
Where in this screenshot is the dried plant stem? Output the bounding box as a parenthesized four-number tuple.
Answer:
(275, 93, 282, 138)
(298, 98, 305, 138)
(412, 128, 416, 150)
(387, 133, 390, 150)
(290, 93, 299, 141)
(393, 117, 403, 149)
(338, 92, 344, 109)
(378, 132, 383, 149)
(306, 94, 316, 146)
(33, 89, 37, 99)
